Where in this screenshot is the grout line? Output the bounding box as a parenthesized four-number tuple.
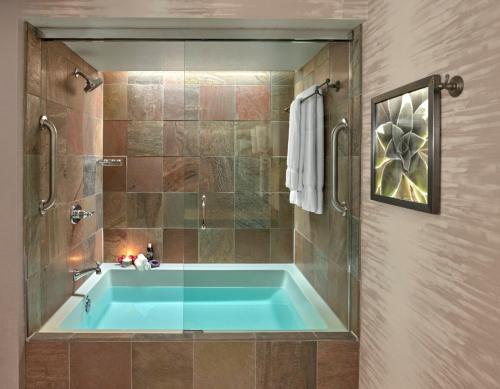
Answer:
(315, 339, 319, 389)
(253, 339, 257, 389)
(192, 338, 195, 389)
(68, 341, 71, 389)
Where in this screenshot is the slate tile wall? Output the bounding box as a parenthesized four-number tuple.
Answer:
(24, 26, 103, 335)
(102, 70, 294, 263)
(26, 334, 359, 389)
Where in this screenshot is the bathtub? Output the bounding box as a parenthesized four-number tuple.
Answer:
(40, 263, 345, 333)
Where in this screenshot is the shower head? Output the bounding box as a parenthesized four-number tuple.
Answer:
(74, 68, 103, 93)
(84, 77, 103, 93)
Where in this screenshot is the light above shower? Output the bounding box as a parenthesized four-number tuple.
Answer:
(73, 68, 103, 93)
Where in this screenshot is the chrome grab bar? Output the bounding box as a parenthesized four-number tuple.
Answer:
(201, 194, 207, 230)
(331, 118, 349, 217)
(39, 115, 57, 215)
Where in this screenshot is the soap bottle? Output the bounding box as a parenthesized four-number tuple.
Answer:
(146, 242, 160, 268)
(146, 242, 154, 261)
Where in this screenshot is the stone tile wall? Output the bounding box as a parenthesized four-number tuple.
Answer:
(24, 26, 103, 335)
(26, 333, 359, 389)
(102, 71, 294, 263)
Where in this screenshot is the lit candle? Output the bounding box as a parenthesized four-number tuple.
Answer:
(117, 254, 136, 267)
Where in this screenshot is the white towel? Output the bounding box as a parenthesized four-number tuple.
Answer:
(286, 86, 312, 191)
(285, 95, 302, 191)
(134, 254, 151, 271)
(286, 85, 324, 214)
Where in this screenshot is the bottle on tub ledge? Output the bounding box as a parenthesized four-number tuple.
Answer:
(146, 242, 160, 268)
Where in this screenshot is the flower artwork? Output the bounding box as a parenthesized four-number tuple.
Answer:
(374, 88, 428, 202)
(371, 76, 440, 213)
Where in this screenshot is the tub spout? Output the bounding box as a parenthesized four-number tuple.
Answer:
(72, 262, 101, 282)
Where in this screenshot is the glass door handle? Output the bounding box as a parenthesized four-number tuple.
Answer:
(201, 194, 207, 230)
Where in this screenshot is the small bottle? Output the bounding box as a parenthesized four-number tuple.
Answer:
(146, 242, 154, 261)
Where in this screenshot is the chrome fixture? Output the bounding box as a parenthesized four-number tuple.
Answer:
(201, 194, 207, 230)
(74, 68, 103, 93)
(331, 118, 349, 217)
(436, 74, 464, 97)
(284, 78, 341, 112)
(70, 204, 95, 224)
(71, 292, 92, 313)
(84, 296, 92, 313)
(97, 158, 124, 167)
(39, 115, 58, 215)
(183, 330, 204, 334)
(72, 262, 101, 282)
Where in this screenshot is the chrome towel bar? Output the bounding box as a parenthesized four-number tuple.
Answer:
(331, 118, 349, 217)
(283, 78, 341, 112)
(39, 115, 57, 215)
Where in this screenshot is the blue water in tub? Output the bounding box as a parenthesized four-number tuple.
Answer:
(70, 286, 322, 331)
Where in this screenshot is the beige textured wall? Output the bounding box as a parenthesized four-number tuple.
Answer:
(21, 0, 367, 19)
(360, 0, 500, 388)
(0, 1, 25, 388)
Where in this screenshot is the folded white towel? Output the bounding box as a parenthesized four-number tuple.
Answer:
(286, 98, 300, 190)
(286, 87, 310, 191)
(286, 85, 324, 214)
(134, 254, 151, 271)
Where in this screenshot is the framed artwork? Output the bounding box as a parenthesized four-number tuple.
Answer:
(371, 75, 441, 213)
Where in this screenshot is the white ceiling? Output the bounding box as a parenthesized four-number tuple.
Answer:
(64, 41, 328, 71)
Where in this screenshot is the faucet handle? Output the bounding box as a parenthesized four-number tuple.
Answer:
(95, 262, 102, 274)
(71, 204, 95, 224)
(79, 209, 95, 218)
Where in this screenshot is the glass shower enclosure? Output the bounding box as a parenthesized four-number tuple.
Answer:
(25, 34, 361, 334)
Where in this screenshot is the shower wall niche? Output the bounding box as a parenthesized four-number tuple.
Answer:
(24, 26, 103, 335)
(102, 70, 295, 264)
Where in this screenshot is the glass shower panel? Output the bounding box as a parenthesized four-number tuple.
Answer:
(182, 41, 320, 267)
(291, 41, 353, 331)
(98, 41, 187, 331)
(181, 41, 338, 331)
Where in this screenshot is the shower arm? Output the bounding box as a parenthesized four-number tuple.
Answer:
(74, 68, 90, 82)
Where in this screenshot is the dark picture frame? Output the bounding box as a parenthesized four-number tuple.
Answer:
(371, 75, 441, 214)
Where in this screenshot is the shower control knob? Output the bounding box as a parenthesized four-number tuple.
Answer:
(70, 204, 95, 224)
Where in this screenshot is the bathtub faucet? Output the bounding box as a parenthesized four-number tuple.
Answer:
(72, 262, 101, 282)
